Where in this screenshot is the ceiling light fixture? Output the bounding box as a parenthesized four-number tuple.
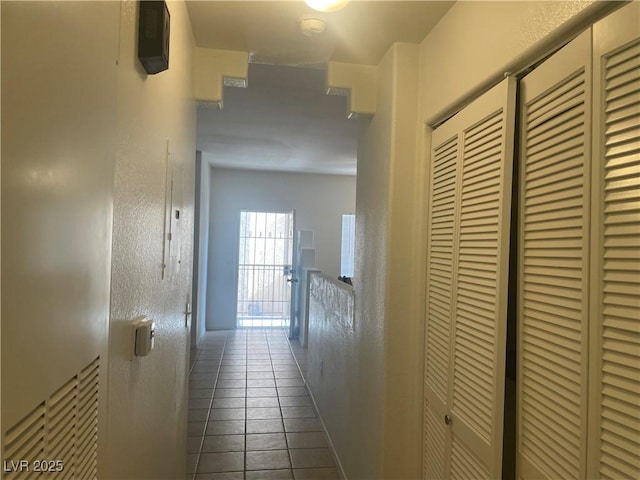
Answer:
(299, 14, 326, 37)
(304, 0, 349, 13)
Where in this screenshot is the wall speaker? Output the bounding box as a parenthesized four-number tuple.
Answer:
(138, 1, 170, 75)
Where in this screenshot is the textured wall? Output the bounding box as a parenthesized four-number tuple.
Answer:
(307, 43, 423, 479)
(326, 42, 397, 480)
(206, 168, 356, 331)
(105, 1, 196, 478)
(1, 0, 119, 436)
(306, 273, 355, 477)
(419, 0, 607, 123)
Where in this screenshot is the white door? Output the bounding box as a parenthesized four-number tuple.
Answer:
(518, 30, 592, 480)
(518, 5, 640, 477)
(590, 4, 640, 477)
(424, 77, 517, 479)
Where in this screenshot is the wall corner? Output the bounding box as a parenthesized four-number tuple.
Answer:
(382, 40, 425, 480)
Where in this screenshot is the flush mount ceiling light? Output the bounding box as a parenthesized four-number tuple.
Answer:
(299, 14, 326, 36)
(304, 0, 350, 13)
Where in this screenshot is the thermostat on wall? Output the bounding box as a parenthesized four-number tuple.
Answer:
(138, 1, 170, 75)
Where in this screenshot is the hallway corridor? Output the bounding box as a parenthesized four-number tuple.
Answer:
(187, 329, 339, 480)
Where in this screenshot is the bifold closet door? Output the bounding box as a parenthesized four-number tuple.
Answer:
(518, 30, 592, 480)
(519, 5, 640, 478)
(589, 3, 640, 478)
(424, 77, 516, 479)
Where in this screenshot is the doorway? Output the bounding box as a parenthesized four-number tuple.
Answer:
(236, 210, 294, 328)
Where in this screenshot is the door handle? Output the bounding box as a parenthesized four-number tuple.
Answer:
(287, 278, 299, 283)
(184, 302, 191, 328)
(444, 414, 452, 425)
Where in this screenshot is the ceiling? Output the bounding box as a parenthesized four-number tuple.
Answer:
(187, 1, 454, 66)
(189, 1, 455, 175)
(198, 63, 359, 175)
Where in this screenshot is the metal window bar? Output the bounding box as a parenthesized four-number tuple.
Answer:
(237, 211, 293, 328)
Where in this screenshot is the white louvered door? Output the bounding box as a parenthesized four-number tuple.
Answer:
(424, 77, 517, 479)
(589, 3, 640, 479)
(519, 4, 640, 478)
(518, 30, 592, 480)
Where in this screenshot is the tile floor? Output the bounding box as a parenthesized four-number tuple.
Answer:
(186, 329, 339, 480)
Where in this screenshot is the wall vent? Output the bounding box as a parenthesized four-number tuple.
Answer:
(3, 356, 100, 479)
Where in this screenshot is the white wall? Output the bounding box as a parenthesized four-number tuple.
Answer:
(207, 167, 356, 330)
(381, 42, 424, 479)
(106, 1, 196, 478)
(419, 0, 610, 124)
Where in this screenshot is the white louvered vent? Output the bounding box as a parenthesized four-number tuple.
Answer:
(425, 135, 458, 404)
(3, 404, 46, 479)
(3, 357, 100, 480)
(452, 109, 503, 444)
(76, 358, 100, 479)
(521, 65, 588, 479)
(46, 376, 78, 479)
(599, 38, 640, 480)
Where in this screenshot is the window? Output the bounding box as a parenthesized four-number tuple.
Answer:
(340, 214, 355, 278)
(236, 210, 294, 328)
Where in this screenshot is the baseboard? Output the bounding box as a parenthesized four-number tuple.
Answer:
(305, 383, 348, 480)
(285, 336, 347, 480)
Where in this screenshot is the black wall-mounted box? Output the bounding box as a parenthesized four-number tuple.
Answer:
(138, 1, 170, 75)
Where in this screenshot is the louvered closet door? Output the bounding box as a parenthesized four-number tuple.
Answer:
(424, 77, 516, 479)
(518, 30, 592, 479)
(589, 3, 640, 478)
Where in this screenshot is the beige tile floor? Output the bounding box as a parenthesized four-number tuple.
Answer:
(187, 329, 339, 480)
